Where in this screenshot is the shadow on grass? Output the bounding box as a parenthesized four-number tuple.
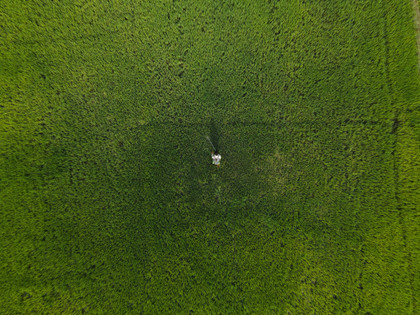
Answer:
(209, 118, 221, 152)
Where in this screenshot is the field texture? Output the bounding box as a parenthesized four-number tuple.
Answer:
(1, 0, 420, 313)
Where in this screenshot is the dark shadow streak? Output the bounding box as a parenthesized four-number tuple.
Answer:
(135, 119, 390, 129)
(209, 118, 220, 151)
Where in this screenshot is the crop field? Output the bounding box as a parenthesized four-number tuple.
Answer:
(1, 0, 420, 313)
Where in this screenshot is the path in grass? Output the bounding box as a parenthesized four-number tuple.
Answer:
(413, 0, 420, 71)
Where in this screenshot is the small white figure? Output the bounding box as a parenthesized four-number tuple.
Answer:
(211, 151, 221, 168)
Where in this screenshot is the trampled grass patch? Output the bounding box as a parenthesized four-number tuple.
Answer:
(1, 0, 419, 313)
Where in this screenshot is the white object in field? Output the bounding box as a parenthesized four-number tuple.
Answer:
(212, 153, 222, 165)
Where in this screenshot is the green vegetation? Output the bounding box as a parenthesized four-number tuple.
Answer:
(1, 0, 419, 313)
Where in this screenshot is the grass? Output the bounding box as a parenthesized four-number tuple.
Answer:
(1, 0, 420, 313)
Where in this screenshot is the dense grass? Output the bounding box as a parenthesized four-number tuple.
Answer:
(1, 0, 419, 313)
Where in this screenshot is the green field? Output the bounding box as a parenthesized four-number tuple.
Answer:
(1, 0, 420, 313)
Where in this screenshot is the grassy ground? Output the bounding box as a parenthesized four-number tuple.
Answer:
(1, 0, 419, 313)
